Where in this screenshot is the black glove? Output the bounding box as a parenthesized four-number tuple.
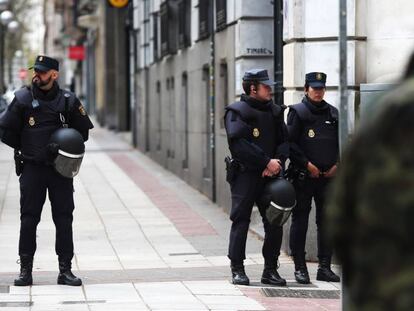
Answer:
(46, 143, 59, 161)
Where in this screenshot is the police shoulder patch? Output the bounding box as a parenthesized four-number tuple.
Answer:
(78, 105, 87, 116)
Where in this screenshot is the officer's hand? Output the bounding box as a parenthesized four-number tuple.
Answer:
(46, 143, 59, 159)
(324, 164, 337, 178)
(262, 168, 274, 177)
(267, 159, 282, 175)
(307, 161, 320, 178)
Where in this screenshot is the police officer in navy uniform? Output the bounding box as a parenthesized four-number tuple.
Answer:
(224, 69, 289, 286)
(0, 55, 94, 286)
(287, 72, 340, 284)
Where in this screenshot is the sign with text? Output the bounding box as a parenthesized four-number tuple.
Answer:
(246, 48, 273, 55)
(68, 46, 85, 60)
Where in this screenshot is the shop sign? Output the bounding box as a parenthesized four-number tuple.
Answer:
(68, 46, 85, 60)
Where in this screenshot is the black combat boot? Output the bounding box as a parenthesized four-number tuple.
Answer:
(261, 263, 286, 286)
(316, 257, 340, 282)
(14, 255, 33, 286)
(293, 256, 310, 284)
(57, 258, 82, 286)
(231, 262, 250, 285)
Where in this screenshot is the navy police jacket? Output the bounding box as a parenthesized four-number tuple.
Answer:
(224, 94, 289, 173)
(0, 82, 94, 163)
(287, 96, 338, 172)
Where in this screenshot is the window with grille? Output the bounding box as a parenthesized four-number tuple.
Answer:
(216, 0, 227, 32)
(198, 0, 213, 40)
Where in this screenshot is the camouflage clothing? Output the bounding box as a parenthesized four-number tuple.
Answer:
(328, 77, 414, 310)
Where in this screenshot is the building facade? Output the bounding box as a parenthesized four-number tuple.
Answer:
(43, 0, 82, 91)
(43, 0, 130, 128)
(44, 0, 414, 259)
(131, 0, 275, 207)
(129, 0, 414, 259)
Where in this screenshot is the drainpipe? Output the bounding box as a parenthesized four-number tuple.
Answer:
(274, 0, 284, 106)
(339, 0, 349, 155)
(339, 0, 349, 309)
(209, 0, 216, 202)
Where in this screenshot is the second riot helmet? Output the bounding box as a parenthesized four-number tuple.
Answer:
(259, 177, 296, 226)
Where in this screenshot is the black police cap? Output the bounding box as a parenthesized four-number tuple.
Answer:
(305, 72, 327, 88)
(242, 69, 275, 86)
(29, 55, 59, 72)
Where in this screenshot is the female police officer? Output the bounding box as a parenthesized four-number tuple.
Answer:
(0, 55, 93, 286)
(287, 72, 340, 284)
(224, 69, 289, 286)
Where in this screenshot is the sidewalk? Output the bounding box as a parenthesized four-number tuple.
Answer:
(0, 125, 341, 310)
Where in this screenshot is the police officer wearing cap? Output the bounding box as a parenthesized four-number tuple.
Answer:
(0, 55, 94, 286)
(224, 69, 289, 286)
(287, 72, 340, 284)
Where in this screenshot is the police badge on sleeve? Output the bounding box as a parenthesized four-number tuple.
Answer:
(78, 105, 87, 116)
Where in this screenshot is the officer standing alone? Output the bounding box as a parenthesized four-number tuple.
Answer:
(0, 55, 94, 286)
(224, 69, 289, 286)
(287, 72, 340, 284)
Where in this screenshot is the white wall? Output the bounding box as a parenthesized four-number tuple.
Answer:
(284, 0, 414, 87)
(235, 0, 273, 19)
(364, 0, 414, 82)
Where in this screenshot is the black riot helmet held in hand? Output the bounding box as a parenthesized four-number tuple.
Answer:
(259, 177, 296, 226)
(48, 128, 85, 178)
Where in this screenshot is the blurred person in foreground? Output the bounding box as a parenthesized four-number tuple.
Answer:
(328, 53, 414, 310)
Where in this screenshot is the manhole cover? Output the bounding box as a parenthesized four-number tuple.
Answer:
(0, 302, 32, 307)
(250, 282, 318, 288)
(261, 288, 340, 299)
(0, 285, 9, 293)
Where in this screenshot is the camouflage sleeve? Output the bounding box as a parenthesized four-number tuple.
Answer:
(327, 91, 414, 294)
(327, 77, 414, 309)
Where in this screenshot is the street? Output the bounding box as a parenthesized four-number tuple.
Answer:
(0, 0, 412, 308)
(0, 123, 340, 310)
